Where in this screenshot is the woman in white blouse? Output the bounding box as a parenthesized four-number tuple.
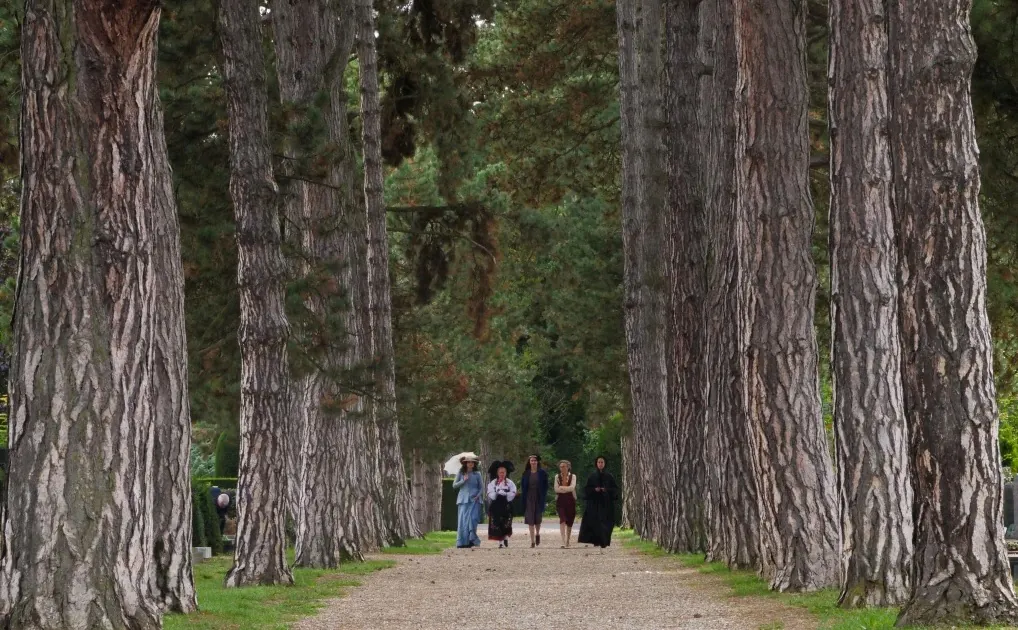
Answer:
(486, 461, 517, 548)
(554, 460, 577, 548)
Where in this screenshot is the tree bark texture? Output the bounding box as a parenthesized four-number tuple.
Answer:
(733, 0, 840, 591)
(698, 0, 764, 572)
(827, 0, 912, 608)
(617, 0, 671, 545)
(220, 0, 294, 587)
(663, 0, 707, 554)
(272, 0, 386, 566)
(889, 0, 1018, 623)
(2, 0, 182, 626)
(149, 84, 198, 617)
(620, 430, 640, 531)
(410, 451, 442, 534)
(357, 0, 420, 545)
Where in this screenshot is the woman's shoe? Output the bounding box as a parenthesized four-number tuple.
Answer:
(504, 539, 509, 548)
(536, 535, 541, 546)
(530, 541, 535, 548)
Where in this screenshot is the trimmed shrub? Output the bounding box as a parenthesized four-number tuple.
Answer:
(191, 480, 224, 555)
(193, 477, 238, 490)
(214, 432, 240, 478)
(191, 484, 207, 548)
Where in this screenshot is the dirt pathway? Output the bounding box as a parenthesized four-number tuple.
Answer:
(296, 522, 817, 630)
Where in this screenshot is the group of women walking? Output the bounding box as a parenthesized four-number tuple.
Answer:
(452, 454, 619, 550)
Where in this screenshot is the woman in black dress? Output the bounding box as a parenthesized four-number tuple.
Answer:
(487, 460, 516, 548)
(578, 455, 618, 549)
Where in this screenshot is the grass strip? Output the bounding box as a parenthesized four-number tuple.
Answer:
(166, 531, 457, 630)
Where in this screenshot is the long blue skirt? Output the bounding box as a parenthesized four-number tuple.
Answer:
(456, 502, 482, 547)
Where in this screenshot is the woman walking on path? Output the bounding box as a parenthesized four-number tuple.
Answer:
(519, 455, 549, 547)
(453, 455, 483, 548)
(486, 460, 517, 548)
(554, 460, 577, 548)
(578, 456, 618, 549)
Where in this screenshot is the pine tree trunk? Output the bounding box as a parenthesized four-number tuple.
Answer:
(663, 0, 707, 554)
(620, 430, 640, 531)
(2, 0, 175, 625)
(149, 100, 198, 616)
(827, 0, 912, 608)
(357, 0, 420, 544)
(889, 0, 1018, 623)
(220, 0, 294, 588)
(699, 0, 764, 571)
(733, 0, 840, 591)
(411, 451, 442, 534)
(617, 0, 670, 546)
(272, 0, 387, 565)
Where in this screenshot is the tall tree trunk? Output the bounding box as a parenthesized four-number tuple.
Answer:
(2, 0, 177, 625)
(149, 90, 198, 616)
(617, 0, 670, 546)
(272, 0, 386, 565)
(220, 0, 294, 588)
(889, 0, 1018, 624)
(827, 0, 912, 608)
(356, 0, 420, 544)
(411, 451, 442, 534)
(733, 0, 840, 591)
(663, 0, 707, 554)
(620, 429, 640, 531)
(698, 0, 764, 571)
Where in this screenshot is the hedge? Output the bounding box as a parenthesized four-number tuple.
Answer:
(214, 432, 240, 478)
(193, 477, 238, 489)
(191, 480, 224, 555)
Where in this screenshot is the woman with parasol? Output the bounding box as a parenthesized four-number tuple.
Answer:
(486, 460, 517, 548)
(577, 455, 619, 549)
(452, 453, 483, 548)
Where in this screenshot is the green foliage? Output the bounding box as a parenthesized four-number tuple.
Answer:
(194, 477, 239, 489)
(214, 432, 240, 478)
(191, 480, 224, 555)
(191, 485, 207, 548)
(163, 555, 394, 630)
(190, 445, 216, 479)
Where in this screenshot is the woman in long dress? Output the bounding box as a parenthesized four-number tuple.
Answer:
(578, 455, 618, 549)
(554, 459, 577, 548)
(453, 455, 483, 548)
(519, 455, 549, 547)
(487, 460, 517, 548)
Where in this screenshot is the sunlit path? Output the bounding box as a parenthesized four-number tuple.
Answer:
(295, 523, 814, 630)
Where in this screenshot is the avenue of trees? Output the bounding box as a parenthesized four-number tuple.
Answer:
(1, 0, 1018, 628)
(619, 0, 1018, 626)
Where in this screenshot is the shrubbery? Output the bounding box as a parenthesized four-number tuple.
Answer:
(191, 480, 224, 555)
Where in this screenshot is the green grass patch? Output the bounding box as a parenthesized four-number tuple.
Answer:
(381, 531, 457, 555)
(617, 530, 900, 630)
(163, 555, 394, 630)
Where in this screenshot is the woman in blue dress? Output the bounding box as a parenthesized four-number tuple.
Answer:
(453, 454, 483, 548)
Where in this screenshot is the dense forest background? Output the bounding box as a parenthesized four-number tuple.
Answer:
(0, 0, 1017, 479)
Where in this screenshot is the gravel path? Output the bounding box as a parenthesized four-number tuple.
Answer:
(295, 522, 816, 630)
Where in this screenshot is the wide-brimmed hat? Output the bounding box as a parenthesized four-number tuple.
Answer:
(460, 453, 480, 463)
(488, 459, 515, 479)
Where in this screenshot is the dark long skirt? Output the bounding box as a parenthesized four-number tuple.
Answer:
(488, 496, 513, 541)
(556, 493, 576, 527)
(578, 496, 614, 548)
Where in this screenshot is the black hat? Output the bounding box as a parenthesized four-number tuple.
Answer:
(488, 460, 515, 480)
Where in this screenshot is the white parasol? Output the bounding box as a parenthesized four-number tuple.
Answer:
(443, 451, 480, 476)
